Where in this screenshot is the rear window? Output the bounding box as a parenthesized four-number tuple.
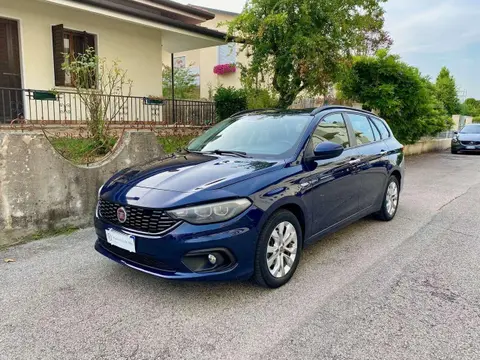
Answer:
(371, 117, 390, 139)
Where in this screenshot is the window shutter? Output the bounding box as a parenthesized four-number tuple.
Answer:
(52, 24, 65, 86)
(217, 43, 236, 65)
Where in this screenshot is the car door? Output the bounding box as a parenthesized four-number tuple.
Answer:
(302, 112, 361, 237)
(344, 112, 389, 211)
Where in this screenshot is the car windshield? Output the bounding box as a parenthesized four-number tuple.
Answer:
(460, 125, 480, 134)
(187, 114, 312, 157)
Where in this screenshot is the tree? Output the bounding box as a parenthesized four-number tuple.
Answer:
(338, 50, 452, 144)
(227, 0, 390, 108)
(162, 65, 199, 100)
(62, 48, 132, 148)
(460, 98, 480, 116)
(435, 67, 460, 115)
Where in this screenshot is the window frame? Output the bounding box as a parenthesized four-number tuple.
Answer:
(369, 116, 391, 140)
(306, 111, 355, 158)
(343, 111, 384, 148)
(52, 24, 97, 88)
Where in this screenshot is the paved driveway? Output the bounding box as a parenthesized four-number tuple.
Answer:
(2, 152, 480, 360)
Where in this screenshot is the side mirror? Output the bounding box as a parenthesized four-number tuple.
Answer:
(311, 141, 344, 160)
(453, 131, 458, 135)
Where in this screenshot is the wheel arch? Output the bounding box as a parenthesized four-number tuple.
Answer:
(257, 197, 309, 243)
(390, 169, 402, 190)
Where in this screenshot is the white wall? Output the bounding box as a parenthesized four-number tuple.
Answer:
(0, 0, 163, 97)
(163, 11, 247, 99)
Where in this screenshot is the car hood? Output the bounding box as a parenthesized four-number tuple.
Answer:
(458, 133, 480, 141)
(109, 153, 284, 192)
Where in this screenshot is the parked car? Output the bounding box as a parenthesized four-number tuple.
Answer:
(451, 124, 480, 154)
(94, 106, 405, 288)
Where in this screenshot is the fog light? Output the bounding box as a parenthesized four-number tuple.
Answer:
(208, 254, 217, 265)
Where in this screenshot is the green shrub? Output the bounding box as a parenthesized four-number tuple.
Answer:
(473, 116, 480, 123)
(246, 88, 278, 109)
(213, 86, 247, 120)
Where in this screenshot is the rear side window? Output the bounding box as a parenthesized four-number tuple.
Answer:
(370, 118, 382, 140)
(371, 117, 390, 139)
(312, 113, 350, 149)
(348, 113, 375, 145)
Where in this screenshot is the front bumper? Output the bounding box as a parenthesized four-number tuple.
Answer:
(451, 142, 480, 152)
(94, 208, 261, 281)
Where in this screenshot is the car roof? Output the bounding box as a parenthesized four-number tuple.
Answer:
(232, 105, 378, 118)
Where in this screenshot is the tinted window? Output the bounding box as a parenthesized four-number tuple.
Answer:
(312, 113, 350, 149)
(348, 113, 375, 145)
(187, 114, 311, 157)
(460, 124, 480, 134)
(371, 117, 390, 139)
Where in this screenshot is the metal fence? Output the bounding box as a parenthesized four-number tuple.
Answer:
(0, 87, 216, 126)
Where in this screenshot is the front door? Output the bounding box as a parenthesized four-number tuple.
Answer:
(302, 112, 360, 237)
(0, 18, 22, 123)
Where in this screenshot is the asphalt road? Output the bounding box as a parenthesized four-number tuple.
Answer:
(2, 152, 480, 360)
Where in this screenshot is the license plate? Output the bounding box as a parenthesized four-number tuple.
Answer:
(106, 229, 136, 253)
(466, 146, 475, 150)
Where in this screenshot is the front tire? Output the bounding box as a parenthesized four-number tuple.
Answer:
(375, 176, 400, 221)
(253, 210, 303, 288)
(451, 148, 458, 154)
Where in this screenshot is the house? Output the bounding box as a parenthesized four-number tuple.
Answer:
(164, 6, 246, 99)
(0, 0, 227, 124)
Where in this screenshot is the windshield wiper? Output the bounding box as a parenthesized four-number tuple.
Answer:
(207, 149, 250, 158)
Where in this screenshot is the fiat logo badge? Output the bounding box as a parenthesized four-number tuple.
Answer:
(117, 207, 127, 223)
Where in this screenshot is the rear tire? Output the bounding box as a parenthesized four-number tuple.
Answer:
(253, 210, 303, 288)
(375, 176, 400, 221)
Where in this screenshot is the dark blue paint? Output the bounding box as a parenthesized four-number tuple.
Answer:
(95, 108, 405, 281)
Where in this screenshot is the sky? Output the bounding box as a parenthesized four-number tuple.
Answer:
(179, 0, 480, 100)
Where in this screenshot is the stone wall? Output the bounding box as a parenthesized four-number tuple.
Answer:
(0, 131, 164, 246)
(403, 139, 451, 156)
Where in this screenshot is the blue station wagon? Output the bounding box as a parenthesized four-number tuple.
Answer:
(94, 106, 405, 288)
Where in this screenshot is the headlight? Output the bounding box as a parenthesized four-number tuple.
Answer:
(452, 137, 459, 143)
(167, 199, 252, 224)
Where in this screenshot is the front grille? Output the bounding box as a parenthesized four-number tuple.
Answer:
(98, 199, 180, 234)
(99, 240, 176, 272)
(461, 141, 480, 146)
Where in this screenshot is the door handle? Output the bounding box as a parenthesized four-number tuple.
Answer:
(379, 150, 388, 156)
(349, 158, 361, 165)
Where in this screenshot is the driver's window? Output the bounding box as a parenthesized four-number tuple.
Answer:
(312, 113, 350, 149)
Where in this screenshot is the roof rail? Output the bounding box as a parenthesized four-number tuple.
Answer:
(310, 105, 375, 116)
(230, 108, 280, 117)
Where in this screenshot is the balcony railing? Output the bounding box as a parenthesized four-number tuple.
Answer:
(0, 87, 216, 126)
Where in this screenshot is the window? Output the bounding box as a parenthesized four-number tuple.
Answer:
(371, 117, 390, 139)
(348, 113, 376, 145)
(187, 114, 311, 157)
(52, 25, 96, 87)
(217, 43, 236, 65)
(311, 113, 350, 149)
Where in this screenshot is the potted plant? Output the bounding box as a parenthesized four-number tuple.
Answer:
(213, 64, 236, 75)
(33, 90, 58, 101)
(144, 95, 164, 105)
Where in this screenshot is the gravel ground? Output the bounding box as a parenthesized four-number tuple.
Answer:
(1, 151, 480, 360)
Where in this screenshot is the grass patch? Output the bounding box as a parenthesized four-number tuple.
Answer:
(50, 137, 117, 164)
(158, 135, 197, 154)
(0, 226, 80, 251)
(29, 226, 79, 241)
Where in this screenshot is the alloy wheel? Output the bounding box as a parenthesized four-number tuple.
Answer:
(385, 181, 399, 216)
(266, 221, 298, 278)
